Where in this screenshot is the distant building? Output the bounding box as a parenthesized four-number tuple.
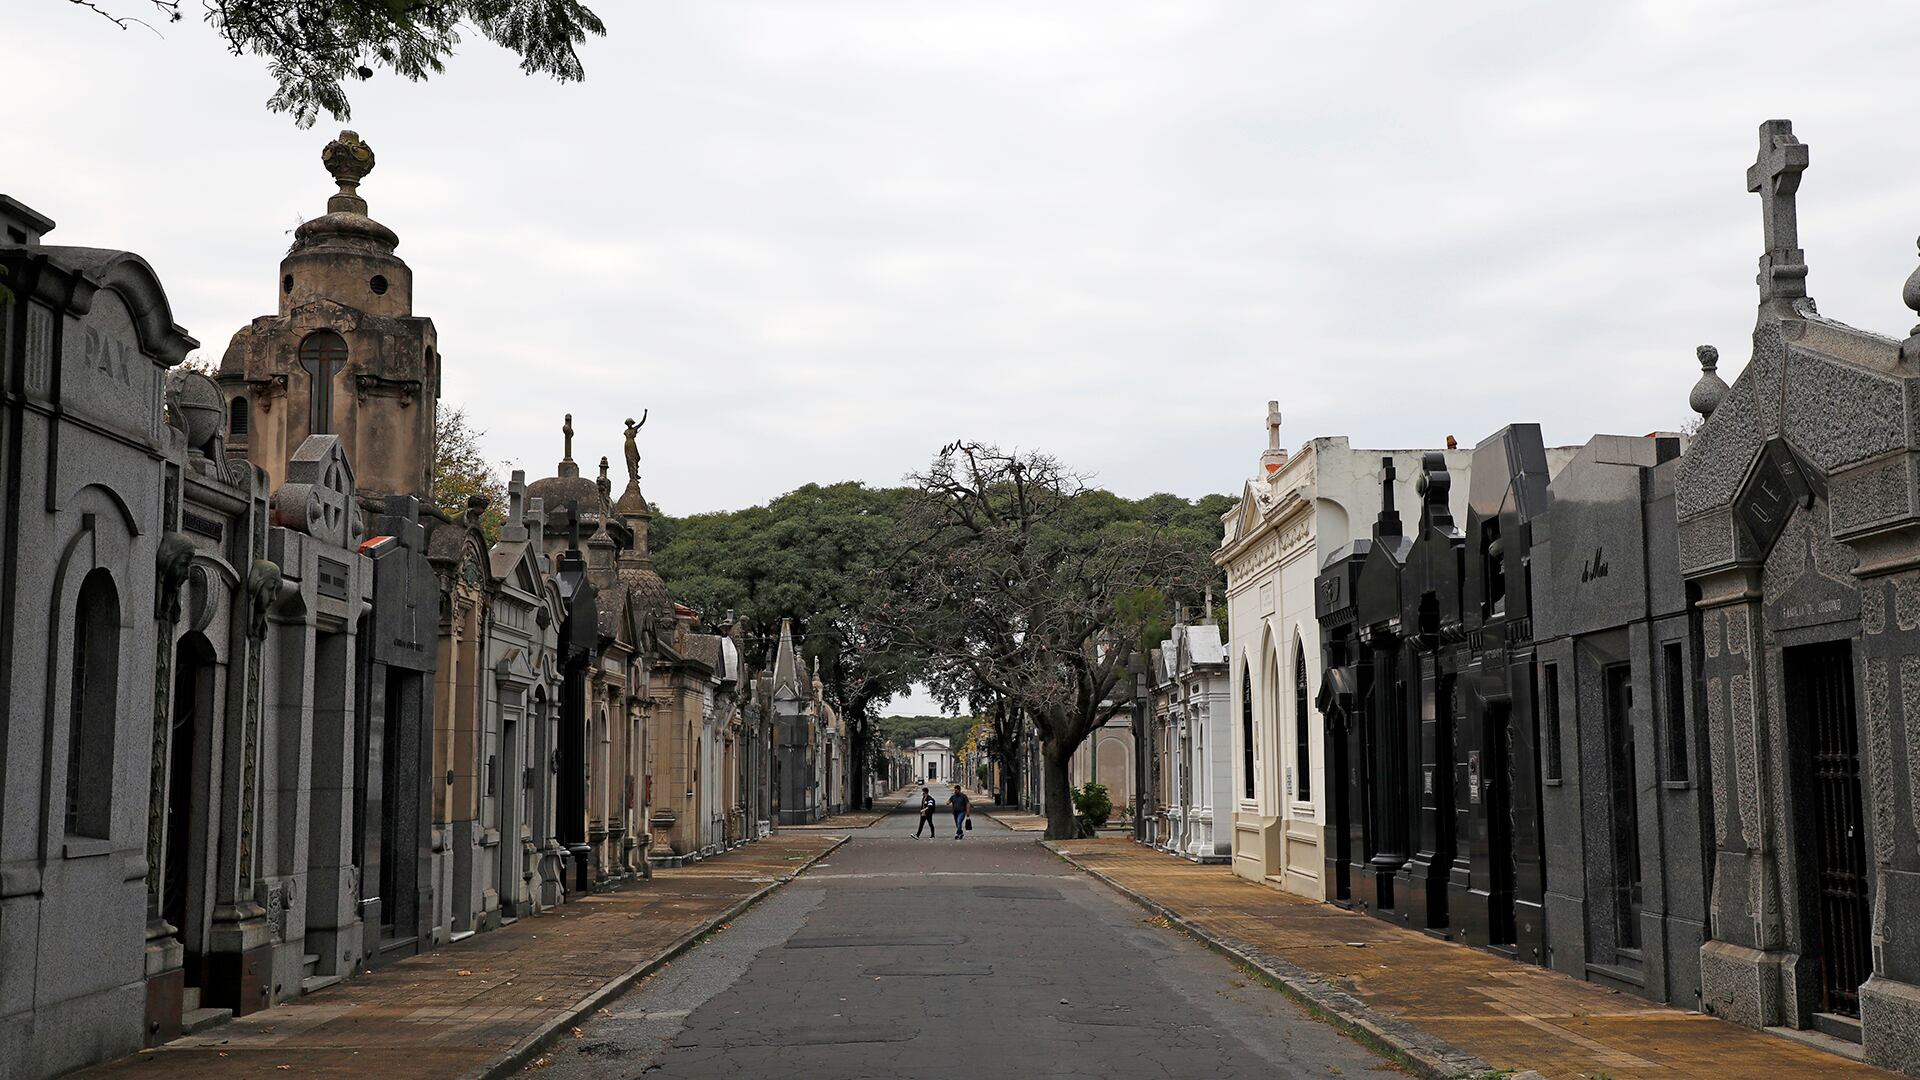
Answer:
(911, 737, 954, 785)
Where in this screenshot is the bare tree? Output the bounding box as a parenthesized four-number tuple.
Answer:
(882, 442, 1209, 839)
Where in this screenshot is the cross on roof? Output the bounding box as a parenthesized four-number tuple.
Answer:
(1747, 119, 1810, 305)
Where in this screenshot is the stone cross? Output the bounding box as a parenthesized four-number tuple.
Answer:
(562, 413, 575, 462)
(298, 339, 348, 436)
(1376, 456, 1402, 538)
(1747, 119, 1810, 304)
(1266, 401, 1282, 451)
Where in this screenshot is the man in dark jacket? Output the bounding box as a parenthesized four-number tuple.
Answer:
(915, 787, 936, 837)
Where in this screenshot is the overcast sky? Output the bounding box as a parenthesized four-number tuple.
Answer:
(8, 2, 1919, 714)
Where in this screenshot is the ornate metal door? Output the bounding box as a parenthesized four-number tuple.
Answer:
(1788, 640, 1871, 1018)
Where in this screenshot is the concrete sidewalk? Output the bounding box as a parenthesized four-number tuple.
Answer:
(976, 804, 1046, 832)
(1050, 838, 1892, 1080)
(80, 834, 844, 1080)
(776, 808, 894, 831)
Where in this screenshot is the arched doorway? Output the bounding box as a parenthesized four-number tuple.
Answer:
(165, 632, 216, 981)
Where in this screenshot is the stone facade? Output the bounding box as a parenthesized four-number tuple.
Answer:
(0, 130, 778, 1080)
(1314, 431, 1575, 955)
(1678, 120, 1920, 1070)
(1144, 617, 1231, 862)
(1216, 411, 1472, 900)
(0, 196, 190, 1077)
(1534, 433, 1712, 1007)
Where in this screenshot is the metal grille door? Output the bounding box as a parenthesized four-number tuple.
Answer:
(1788, 641, 1871, 1018)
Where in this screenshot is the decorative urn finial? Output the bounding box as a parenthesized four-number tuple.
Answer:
(321, 130, 376, 215)
(1690, 344, 1730, 419)
(1901, 237, 1920, 364)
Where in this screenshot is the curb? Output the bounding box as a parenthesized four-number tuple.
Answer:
(1043, 841, 1499, 1080)
(467, 835, 849, 1080)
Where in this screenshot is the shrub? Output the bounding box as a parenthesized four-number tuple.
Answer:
(1072, 782, 1113, 829)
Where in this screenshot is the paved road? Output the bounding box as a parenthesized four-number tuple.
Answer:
(534, 787, 1392, 1079)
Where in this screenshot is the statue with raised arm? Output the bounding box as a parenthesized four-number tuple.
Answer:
(623, 410, 648, 485)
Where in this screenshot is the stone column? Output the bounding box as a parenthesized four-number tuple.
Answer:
(1695, 564, 1793, 1029)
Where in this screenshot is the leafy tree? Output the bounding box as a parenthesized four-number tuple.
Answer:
(433, 403, 505, 543)
(874, 714, 975, 748)
(72, 0, 607, 127)
(881, 442, 1217, 839)
(653, 482, 924, 805)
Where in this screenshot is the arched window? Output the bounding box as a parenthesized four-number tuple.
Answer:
(296, 330, 349, 435)
(228, 394, 249, 437)
(66, 569, 120, 838)
(1241, 662, 1255, 800)
(1294, 642, 1311, 802)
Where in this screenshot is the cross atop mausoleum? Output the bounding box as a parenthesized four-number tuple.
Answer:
(1747, 119, 1810, 308)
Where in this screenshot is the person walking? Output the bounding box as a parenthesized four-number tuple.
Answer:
(948, 786, 972, 840)
(914, 787, 936, 838)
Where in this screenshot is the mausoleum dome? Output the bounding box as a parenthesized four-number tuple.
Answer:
(278, 130, 413, 320)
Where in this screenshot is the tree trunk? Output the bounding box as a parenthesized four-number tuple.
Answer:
(850, 716, 870, 810)
(1042, 738, 1077, 840)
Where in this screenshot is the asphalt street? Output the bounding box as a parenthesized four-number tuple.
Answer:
(533, 787, 1394, 1079)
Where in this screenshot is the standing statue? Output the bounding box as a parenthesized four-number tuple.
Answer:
(623, 410, 648, 485)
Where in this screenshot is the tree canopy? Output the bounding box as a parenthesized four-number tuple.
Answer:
(76, 0, 607, 127)
(874, 714, 976, 749)
(648, 458, 1229, 831)
(433, 404, 506, 543)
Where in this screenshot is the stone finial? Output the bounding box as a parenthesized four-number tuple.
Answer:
(1690, 344, 1730, 418)
(321, 130, 376, 215)
(1902, 238, 1920, 365)
(597, 456, 612, 503)
(1748, 119, 1811, 310)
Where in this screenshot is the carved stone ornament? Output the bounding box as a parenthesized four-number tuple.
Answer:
(1690, 344, 1730, 419)
(273, 434, 359, 548)
(321, 130, 376, 214)
(156, 531, 196, 622)
(248, 559, 283, 640)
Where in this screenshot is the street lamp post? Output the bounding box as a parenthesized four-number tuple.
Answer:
(1130, 654, 1150, 843)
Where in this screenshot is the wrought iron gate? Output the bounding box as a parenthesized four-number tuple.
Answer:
(1789, 640, 1871, 1018)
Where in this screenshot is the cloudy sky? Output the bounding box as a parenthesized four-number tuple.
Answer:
(7, 2, 1918, 709)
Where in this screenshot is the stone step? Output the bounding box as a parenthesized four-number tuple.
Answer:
(300, 973, 344, 995)
(181, 986, 201, 1013)
(301, 952, 319, 976)
(181, 1006, 231, 1035)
